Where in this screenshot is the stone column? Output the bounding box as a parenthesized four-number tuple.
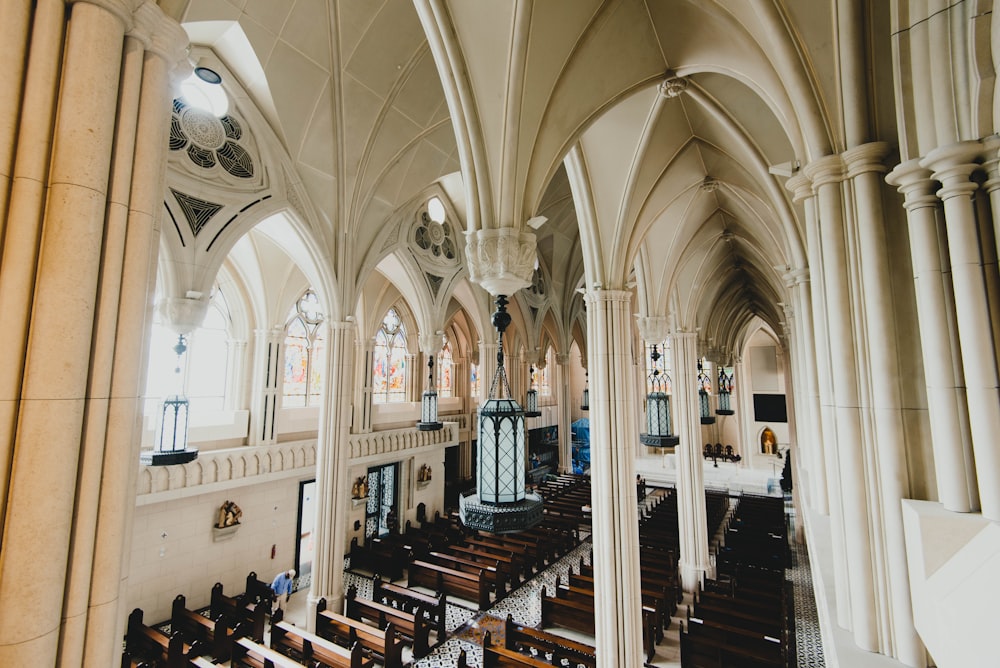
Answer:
(555, 352, 573, 472)
(225, 339, 249, 411)
(0, 2, 177, 665)
(924, 142, 1000, 520)
(732, 356, 749, 466)
(0, 0, 80, 525)
(804, 155, 877, 648)
(0, 1, 33, 227)
(478, 340, 498, 405)
(353, 337, 375, 433)
(847, 143, 924, 665)
(404, 352, 418, 401)
(888, 159, 978, 512)
(248, 328, 283, 445)
(585, 290, 644, 667)
(671, 330, 710, 590)
(308, 321, 356, 630)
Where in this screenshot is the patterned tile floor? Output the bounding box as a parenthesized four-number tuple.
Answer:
(789, 528, 825, 667)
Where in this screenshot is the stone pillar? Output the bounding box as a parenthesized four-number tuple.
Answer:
(225, 338, 249, 411)
(354, 337, 375, 433)
(924, 142, 1000, 520)
(248, 328, 283, 445)
(0, 2, 186, 665)
(732, 356, 749, 466)
(478, 340, 498, 405)
(804, 155, 877, 648)
(888, 159, 978, 512)
(846, 143, 924, 665)
(0, 1, 33, 227)
(783, 267, 827, 512)
(404, 352, 418, 401)
(308, 321, 356, 630)
(0, 0, 85, 526)
(555, 352, 573, 472)
(585, 290, 644, 667)
(671, 330, 710, 590)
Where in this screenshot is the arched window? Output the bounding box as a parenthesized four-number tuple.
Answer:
(372, 308, 407, 403)
(645, 341, 672, 394)
(470, 362, 480, 399)
(437, 341, 453, 398)
(282, 289, 325, 407)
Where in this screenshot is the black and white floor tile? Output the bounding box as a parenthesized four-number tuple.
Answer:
(789, 537, 825, 667)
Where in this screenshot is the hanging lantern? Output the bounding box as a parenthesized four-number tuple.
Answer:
(580, 370, 589, 411)
(716, 367, 734, 416)
(640, 344, 680, 449)
(459, 295, 543, 533)
(417, 355, 443, 431)
(525, 364, 542, 417)
(698, 358, 716, 425)
(140, 335, 198, 465)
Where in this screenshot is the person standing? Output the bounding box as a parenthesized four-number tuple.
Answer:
(270, 568, 295, 614)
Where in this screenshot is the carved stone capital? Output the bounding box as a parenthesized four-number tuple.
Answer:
(69, 0, 138, 30)
(132, 2, 189, 69)
(555, 353, 571, 366)
(659, 73, 687, 98)
(465, 228, 537, 296)
(636, 315, 670, 344)
(419, 331, 445, 356)
(156, 297, 209, 335)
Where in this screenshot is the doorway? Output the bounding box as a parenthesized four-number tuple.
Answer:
(364, 463, 399, 539)
(295, 479, 316, 577)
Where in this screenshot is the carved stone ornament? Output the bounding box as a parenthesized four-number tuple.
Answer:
(659, 76, 687, 98)
(636, 315, 671, 344)
(157, 296, 210, 336)
(465, 228, 537, 296)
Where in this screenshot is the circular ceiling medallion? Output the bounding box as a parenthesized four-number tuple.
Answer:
(180, 108, 226, 150)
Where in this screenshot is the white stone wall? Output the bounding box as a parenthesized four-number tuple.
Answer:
(126, 475, 307, 624)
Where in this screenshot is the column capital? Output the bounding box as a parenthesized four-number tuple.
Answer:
(670, 330, 698, 342)
(584, 289, 633, 305)
(782, 267, 809, 287)
(464, 228, 536, 296)
(886, 159, 940, 210)
(418, 331, 445, 356)
(921, 141, 982, 200)
(69, 0, 138, 30)
(802, 154, 845, 188)
(131, 2, 189, 70)
(785, 172, 813, 202)
(842, 141, 890, 178)
(635, 314, 670, 343)
(555, 352, 571, 366)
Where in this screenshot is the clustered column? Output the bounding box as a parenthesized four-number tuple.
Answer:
(669, 330, 710, 591)
(0, 2, 187, 666)
(308, 321, 357, 630)
(555, 353, 573, 473)
(584, 289, 644, 667)
(248, 328, 284, 445)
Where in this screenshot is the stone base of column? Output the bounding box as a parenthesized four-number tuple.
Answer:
(680, 560, 711, 593)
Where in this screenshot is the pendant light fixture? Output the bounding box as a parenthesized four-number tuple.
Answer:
(640, 344, 680, 449)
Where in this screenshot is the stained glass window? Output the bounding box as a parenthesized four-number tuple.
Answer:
(470, 363, 480, 399)
(282, 289, 326, 407)
(437, 341, 453, 398)
(372, 308, 407, 403)
(646, 342, 672, 394)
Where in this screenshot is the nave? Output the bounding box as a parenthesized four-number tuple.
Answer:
(131, 482, 825, 668)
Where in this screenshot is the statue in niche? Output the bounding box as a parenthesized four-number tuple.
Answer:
(216, 500, 242, 528)
(417, 464, 432, 482)
(352, 476, 368, 499)
(760, 427, 777, 455)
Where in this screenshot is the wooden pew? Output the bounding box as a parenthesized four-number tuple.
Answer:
(427, 550, 507, 598)
(232, 636, 307, 667)
(211, 582, 266, 642)
(540, 587, 658, 663)
(495, 615, 596, 667)
(682, 616, 784, 665)
(339, 588, 432, 658)
(308, 605, 404, 667)
(372, 575, 447, 636)
(350, 536, 410, 581)
(409, 558, 491, 610)
(680, 621, 784, 668)
(171, 593, 236, 661)
(269, 620, 374, 668)
(553, 581, 663, 644)
(124, 608, 207, 668)
(445, 543, 522, 586)
(244, 571, 275, 616)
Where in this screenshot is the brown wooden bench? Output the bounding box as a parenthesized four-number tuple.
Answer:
(372, 574, 447, 636)
(409, 558, 491, 609)
(269, 621, 373, 668)
(446, 543, 523, 586)
(338, 588, 432, 658)
(232, 636, 308, 667)
(427, 550, 507, 598)
(171, 593, 238, 661)
(495, 615, 596, 667)
(680, 621, 784, 668)
(307, 605, 404, 667)
(540, 586, 658, 663)
(211, 582, 267, 642)
(124, 608, 207, 668)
